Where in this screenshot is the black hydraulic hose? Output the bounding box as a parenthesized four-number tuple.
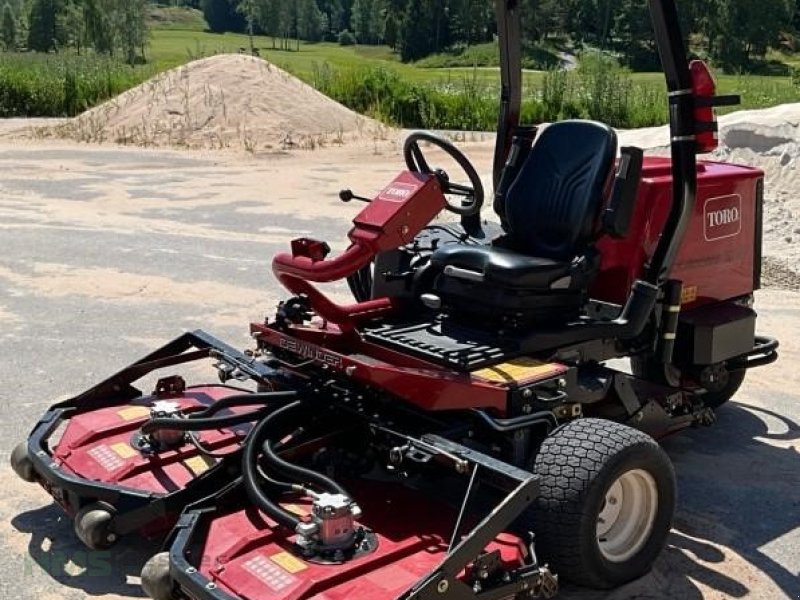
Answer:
(470, 408, 558, 433)
(262, 436, 351, 497)
(141, 406, 271, 435)
(242, 401, 305, 531)
(188, 391, 299, 419)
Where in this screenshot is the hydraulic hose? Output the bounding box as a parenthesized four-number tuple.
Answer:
(188, 390, 299, 419)
(262, 436, 351, 497)
(141, 407, 271, 435)
(242, 401, 305, 531)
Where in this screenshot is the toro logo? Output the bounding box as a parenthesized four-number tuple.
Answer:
(704, 194, 742, 241)
(379, 182, 416, 202)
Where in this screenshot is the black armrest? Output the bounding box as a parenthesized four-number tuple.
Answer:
(602, 146, 644, 239)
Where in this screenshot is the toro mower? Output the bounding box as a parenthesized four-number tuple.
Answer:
(11, 0, 779, 598)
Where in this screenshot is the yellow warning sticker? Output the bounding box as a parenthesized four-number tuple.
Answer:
(681, 285, 698, 305)
(473, 357, 563, 384)
(184, 455, 214, 475)
(270, 551, 307, 574)
(118, 406, 150, 421)
(110, 442, 137, 459)
(284, 504, 310, 517)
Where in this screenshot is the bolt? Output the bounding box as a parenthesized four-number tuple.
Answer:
(186, 567, 197, 574)
(557, 378, 567, 388)
(206, 582, 217, 590)
(522, 389, 533, 399)
(609, 497, 618, 505)
(522, 404, 533, 414)
(106, 533, 117, 543)
(437, 579, 449, 593)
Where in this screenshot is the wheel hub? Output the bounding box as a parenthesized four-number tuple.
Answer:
(596, 469, 658, 563)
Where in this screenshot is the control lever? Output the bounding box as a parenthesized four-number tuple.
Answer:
(339, 189, 371, 203)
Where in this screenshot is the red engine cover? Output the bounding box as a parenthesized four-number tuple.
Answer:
(194, 480, 527, 600)
(594, 157, 763, 308)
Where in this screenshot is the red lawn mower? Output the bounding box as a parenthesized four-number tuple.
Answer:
(11, 0, 778, 599)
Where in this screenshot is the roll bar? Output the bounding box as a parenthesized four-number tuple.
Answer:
(491, 0, 698, 286)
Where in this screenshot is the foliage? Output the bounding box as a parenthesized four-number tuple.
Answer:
(1, 2, 15, 50)
(0, 52, 153, 116)
(337, 28, 355, 46)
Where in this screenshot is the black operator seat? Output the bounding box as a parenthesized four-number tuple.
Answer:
(428, 120, 641, 326)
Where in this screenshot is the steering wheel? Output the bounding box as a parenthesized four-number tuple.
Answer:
(403, 132, 484, 217)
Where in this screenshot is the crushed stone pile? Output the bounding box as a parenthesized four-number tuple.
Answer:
(620, 103, 800, 290)
(46, 54, 386, 152)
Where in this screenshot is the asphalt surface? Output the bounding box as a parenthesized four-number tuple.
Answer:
(0, 140, 797, 600)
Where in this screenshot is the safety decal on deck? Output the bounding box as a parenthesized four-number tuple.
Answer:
(117, 406, 150, 421)
(270, 551, 308, 574)
(472, 357, 564, 384)
(110, 442, 137, 459)
(184, 455, 215, 475)
(88, 444, 125, 471)
(243, 555, 298, 592)
(283, 503, 311, 517)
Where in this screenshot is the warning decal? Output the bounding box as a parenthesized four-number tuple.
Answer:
(270, 551, 308, 574)
(88, 444, 125, 471)
(473, 357, 565, 384)
(118, 406, 150, 421)
(243, 555, 298, 592)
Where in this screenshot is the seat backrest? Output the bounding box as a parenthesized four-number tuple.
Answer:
(503, 120, 618, 261)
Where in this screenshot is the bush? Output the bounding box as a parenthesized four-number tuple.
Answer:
(0, 53, 154, 117)
(338, 29, 357, 46)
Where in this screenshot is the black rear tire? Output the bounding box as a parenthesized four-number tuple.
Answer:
(530, 418, 676, 589)
(630, 356, 746, 409)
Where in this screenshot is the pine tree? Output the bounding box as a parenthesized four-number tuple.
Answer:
(399, 0, 433, 60)
(1, 2, 15, 50)
(120, 0, 147, 64)
(27, 0, 59, 51)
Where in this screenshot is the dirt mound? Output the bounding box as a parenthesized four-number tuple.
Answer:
(47, 54, 386, 152)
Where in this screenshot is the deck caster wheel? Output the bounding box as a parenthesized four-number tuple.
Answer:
(10, 442, 36, 483)
(141, 552, 175, 600)
(530, 418, 676, 589)
(74, 503, 117, 550)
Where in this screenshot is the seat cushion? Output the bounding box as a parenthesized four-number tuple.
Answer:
(503, 120, 617, 261)
(430, 245, 573, 289)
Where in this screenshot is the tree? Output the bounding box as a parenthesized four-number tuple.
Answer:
(1, 2, 15, 50)
(120, 0, 147, 64)
(399, 0, 434, 60)
(352, 0, 386, 44)
(613, 0, 658, 70)
(202, 0, 241, 33)
(297, 0, 325, 42)
(59, 0, 84, 53)
(237, 0, 257, 52)
(27, 0, 59, 51)
(712, 0, 793, 67)
(83, 0, 114, 54)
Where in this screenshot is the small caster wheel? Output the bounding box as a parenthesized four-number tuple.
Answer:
(74, 502, 117, 550)
(141, 552, 175, 600)
(10, 442, 36, 483)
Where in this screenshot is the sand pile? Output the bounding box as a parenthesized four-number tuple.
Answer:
(620, 103, 800, 289)
(47, 54, 385, 152)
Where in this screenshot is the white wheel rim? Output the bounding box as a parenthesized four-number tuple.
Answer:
(596, 469, 658, 563)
